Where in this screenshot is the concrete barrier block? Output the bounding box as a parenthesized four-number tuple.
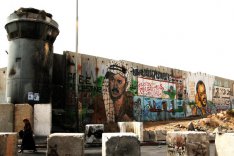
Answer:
(143, 130, 157, 142)
(0, 104, 14, 132)
(14, 104, 33, 132)
(155, 130, 167, 141)
(47, 133, 84, 156)
(34, 103, 52, 136)
(215, 133, 234, 156)
(85, 124, 104, 144)
(102, 133, 140, 156)
(118, 122, 143, 142)
(166, 131, 209, 156)
(143, 130, 150, 142)
(0, 132, 18, 156)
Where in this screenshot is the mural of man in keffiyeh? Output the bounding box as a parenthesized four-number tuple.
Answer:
(102, 60, 134, 122)
(91, 60, 134, 125)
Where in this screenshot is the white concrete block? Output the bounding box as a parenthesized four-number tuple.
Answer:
(102, 133, 140, 156)
(47, 133, 84, 156)
(167, 131, 209, 156)
(0, 104, 14, 132)
(0, 132, 18, 156)
(85, 124, 104, 144)
(34, 103, 51, 136)
(215, 133, 234, 156)
(118, 122, 143, 142)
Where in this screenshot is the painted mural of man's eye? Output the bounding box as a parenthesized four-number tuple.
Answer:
(117, 79, 122, 84)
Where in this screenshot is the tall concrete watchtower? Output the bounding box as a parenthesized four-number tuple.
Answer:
(5, 8, 59, 104)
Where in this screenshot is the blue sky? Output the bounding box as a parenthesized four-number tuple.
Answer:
(1, 0, 234, 80)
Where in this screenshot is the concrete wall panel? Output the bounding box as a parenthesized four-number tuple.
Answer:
(14, 104, 33, 132)
(34, 103, 52, 136)
(0, 104, 14, 132)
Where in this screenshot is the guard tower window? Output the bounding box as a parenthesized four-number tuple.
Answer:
(6, 22, 19, 40)
(20, 21, 45, 39)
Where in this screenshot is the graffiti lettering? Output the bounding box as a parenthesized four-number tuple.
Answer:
(79, 75, 91, 84)
(78, 85, 102, 93)
(132, 68, 183, 83)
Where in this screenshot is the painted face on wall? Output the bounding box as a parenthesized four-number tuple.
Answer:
(197, 83, 207, 106)
(108, 73, 127, 101)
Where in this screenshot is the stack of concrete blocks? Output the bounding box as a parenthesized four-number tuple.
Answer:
(166, 131, 209, 156)
(102, 133, 140, 156)
(0, 104, 14, 132)
(47, 133, 84, 156)
(34, 103, 52, 136)
(14, 104, 33, 133)
(0, 132, 18, 156)
(118, 122, 143, 142)
(85, 124, 104, 144)
(215, 133, 234, 156)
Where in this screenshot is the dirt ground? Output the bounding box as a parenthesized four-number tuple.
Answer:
(143, 110, 234, 133)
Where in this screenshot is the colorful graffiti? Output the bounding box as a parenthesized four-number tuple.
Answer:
(138, 78, 176, 99)
(62, 52, 234, 129)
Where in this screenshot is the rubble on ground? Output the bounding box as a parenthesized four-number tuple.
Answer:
(144, 110, 234, 134)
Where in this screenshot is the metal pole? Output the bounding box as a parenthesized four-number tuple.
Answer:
(75, 0, 79, 132)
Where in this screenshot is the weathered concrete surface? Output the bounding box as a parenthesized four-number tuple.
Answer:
(118, 122, 143, 142)
(166, 131, 209, 156)
(143, 130, 156, 142)
(14, 104, 33, 132)
(0, 104, 14, 132)
(85, 124, 104, 144)
(34, 103, 51, 136)
(0, 132, 18, 156)
(0, 68, 6, 103)
(102, 133, 140, 156)
(155, 130, 167, 141)
(215, 133, 234, 156)
(47, 133, 84, 156)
